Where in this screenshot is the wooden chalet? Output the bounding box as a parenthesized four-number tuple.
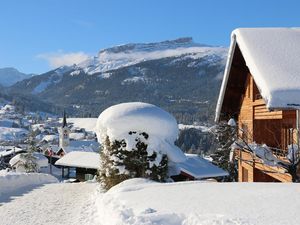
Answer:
(215, 28, 300, 182)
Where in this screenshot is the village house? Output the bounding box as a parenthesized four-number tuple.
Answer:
(215, 28, 300, 182)
(55, 151, 99, 181)
(9, 152, 48, 173)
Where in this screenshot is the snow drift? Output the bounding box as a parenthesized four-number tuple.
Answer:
(96, 178, 300, 225)
(0, 170, 58, 202)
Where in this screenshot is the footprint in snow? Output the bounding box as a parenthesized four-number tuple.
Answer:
(142, 208, 157, 214)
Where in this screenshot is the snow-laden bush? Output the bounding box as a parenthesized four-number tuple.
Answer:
(99, 132, 168, 190)
(97, 102, 186, 190)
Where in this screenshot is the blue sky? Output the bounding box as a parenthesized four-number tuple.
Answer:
(0, 0, 299, 74)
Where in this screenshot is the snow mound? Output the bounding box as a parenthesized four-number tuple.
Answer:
(0, 171, 58, 201)
(97, 102, 186, 163)
(107, 178, 156, 194)
(96, 179, 300, 225)
(97, 102, 178, 142)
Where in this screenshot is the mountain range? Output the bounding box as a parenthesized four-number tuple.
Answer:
(6, 37, 227, 124)
(0, 67, 34, 87)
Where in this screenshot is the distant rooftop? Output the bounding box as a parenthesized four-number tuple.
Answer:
(55, 151, 100, 169)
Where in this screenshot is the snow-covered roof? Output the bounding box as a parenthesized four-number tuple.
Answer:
(0, 146, 24, 157)
(46, 145, 60, 153)
(8, 154, 23, 166)
(216, 28, 300, 121)
(42, 134, 58, 142)
(55, 151, 100, 169)
(172, 154, 228, 179)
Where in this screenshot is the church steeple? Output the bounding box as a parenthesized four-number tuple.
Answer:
(59, 110, 70, 148)
(62, 110, 67, 128)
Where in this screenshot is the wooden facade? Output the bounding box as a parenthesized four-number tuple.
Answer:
(236, 74, 296, 182)
(238, 74, 297, 150)
(219, 44, 297, 182)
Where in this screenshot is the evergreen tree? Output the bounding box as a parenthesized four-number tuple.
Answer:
(98, 131, 168, 190)
(21, 129, 39, 173)
(22, 153, 38, 173)
(0, 155, 7, 170)
(27, 129, 38, 152)
(211, 120, 237, 181)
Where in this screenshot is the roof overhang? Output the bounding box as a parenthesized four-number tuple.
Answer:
(215, 35, 237, 122)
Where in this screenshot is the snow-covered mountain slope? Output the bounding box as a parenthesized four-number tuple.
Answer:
(76, 37, 227, 75)
(9, 38, 227, 123)
(0, 67, 33, 87)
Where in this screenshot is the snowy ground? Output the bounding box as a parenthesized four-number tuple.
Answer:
(0, 171, 58, 203)
(0, 183, 98, 225)
(1, 178, 300, 225)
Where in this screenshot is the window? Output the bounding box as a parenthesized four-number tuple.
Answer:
(253, 82, 262, 100)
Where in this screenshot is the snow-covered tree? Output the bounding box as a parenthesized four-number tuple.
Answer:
(211, 119, 237, 181)
(20, 129, 39, 173)
(27, 129, 38, 152)
(22, 153, 39, 173)
(96, 102, 186, 190)
(98, 131, 168, 190)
